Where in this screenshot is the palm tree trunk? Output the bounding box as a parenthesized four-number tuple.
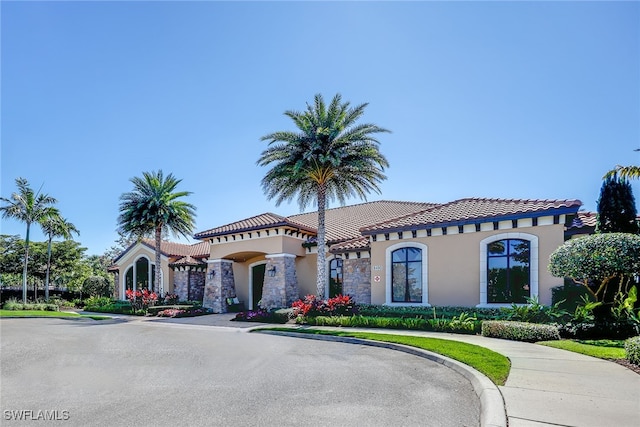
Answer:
(155, 226, 162, 295)
(22, 223, 31, 303)
(45, 236, 53, 301)
(316, 184, 327, 298)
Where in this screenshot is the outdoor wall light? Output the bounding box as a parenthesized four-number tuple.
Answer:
(268, 266, 276, 277)
(208, 270, 216, 279)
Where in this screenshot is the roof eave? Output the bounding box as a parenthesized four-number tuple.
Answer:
(361, 206, 581, 235)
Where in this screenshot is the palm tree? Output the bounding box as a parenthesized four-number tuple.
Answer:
(604, 148, 640, 180)
(41, 214, 80, 301)
(117, 170, 196, 294)
(604, 165, 640, 180)
(258, 93, 390, 298)
(0, 177, 58, 303)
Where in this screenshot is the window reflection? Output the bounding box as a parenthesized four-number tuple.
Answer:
(487, 239, 530, 303)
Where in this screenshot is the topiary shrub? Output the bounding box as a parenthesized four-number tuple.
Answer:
(482, 320, 560, 342)
(548, 233, 640, 310)
(624, 336, 640, 365)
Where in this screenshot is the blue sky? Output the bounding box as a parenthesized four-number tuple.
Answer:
(2, 1, 639, 256)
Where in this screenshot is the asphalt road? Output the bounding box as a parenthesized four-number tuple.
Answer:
(1, 318, 479, 426)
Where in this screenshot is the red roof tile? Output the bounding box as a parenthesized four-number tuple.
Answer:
(194, 212, 316, 239)
(567, 211, 597, 230)
(289, 200, 437, 243)
(169, 255, 206, 267)
(360, 198, 582, 234)
(329, 237, 371, 253)
(140, 239, 209, 258)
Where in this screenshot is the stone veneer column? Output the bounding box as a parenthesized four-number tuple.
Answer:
(203, 259, 236, 313)
(260, 254, 299, 310)
(173, 268, 189, 302)
(342, 258, 371, 305)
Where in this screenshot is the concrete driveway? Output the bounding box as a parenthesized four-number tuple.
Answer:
(1, 318, 480, 426)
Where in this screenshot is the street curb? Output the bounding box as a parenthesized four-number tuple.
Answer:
(257, 330, 507, 427)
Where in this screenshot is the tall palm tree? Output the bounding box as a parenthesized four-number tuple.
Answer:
(41, 214, 80, 301)
(258, 93, 390, 298)
(117, 170, 196, 294)
(0, 177, 58, 303)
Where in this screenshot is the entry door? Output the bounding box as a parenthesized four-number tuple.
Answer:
(251, 264, 266, 310)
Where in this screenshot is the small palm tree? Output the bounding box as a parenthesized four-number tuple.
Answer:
(0, 177, 58, 303)
(117, 170, 196, 294)
(258, 93, 390, 298)
(41, 214, 80, 301)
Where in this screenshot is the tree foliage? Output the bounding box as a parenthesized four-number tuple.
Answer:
(82, 276, 112, 298)
(117, 170, 196, 294)
(257, 93, 389, 299)
(603, 165, 640, 181)
(549, 233, 640, 303)
(596, 176, 639, 234)
(0, 177, 58, 302)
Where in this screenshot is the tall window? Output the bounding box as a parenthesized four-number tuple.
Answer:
(124, 257, 155, 291)
(329, 258, 343, 298)
(487, 239, 530, 303)
(391, 247, 422, 303)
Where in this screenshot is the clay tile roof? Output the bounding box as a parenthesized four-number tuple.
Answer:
(567, 211, 597, 230)
(360, 198, 582, 234)
(329, 237, 371, 253)
(141, 239, 209, 258)
(194, 212, 317, 239)
(288, 200, 438, 244)
(169, 256, 206, 267)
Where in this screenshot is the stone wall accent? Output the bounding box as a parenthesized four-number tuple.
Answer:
(173, 269, 189, 302)
(203, 260, 236, 313)
(172, 267, 206, 303)
(261, 254, 299, 310)
(342, 258, 371, 304)
(188, 270, 205, 302)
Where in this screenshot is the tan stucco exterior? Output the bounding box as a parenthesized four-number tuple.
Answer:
(369, 218, 566, 306)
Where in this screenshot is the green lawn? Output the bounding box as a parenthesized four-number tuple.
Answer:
(0, 309, 110, 321)
(538, 339, 626, 360)
(257, 328, 510, 385)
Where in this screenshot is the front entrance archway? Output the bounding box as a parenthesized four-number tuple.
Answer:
(250, 262, 266, 310)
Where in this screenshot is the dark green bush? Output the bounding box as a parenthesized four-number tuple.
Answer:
(356, 305, 504, 320)
(481, 321, 560, 342)
(625, 336, 640, 365)
(300, 315, 482, 334)
(557, 321, 639, 340)
(82, 276, 112, 298)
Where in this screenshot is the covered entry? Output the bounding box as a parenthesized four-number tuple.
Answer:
(250, 263, 266, 310)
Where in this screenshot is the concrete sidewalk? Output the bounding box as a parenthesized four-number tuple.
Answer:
(85, 312, 640, 427)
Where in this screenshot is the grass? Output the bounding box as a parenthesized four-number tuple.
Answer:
(0, 309, 110, 321)
(538, 339, 626, 360)
(257, 327, 510, 385)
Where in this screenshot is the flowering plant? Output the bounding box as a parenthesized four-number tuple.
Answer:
(291, 294, 356, 318)
(125, 288, 158, 312)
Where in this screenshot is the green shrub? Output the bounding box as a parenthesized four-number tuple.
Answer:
(624, 336, 640, 365)
(482, 320, 560, 342)
(2, 297, 23, 311)
(557, 321, 639, 340)
(500, 296, 570, 324)
(357, 304, 504, 320)
(300, 315, 482, 334)
(82, 276, 112, 298)
(84, 296, 113, 311)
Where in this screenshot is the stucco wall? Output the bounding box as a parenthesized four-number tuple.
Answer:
(116, 244, 173, 297)
(369, 222, 566, 306)
(210, 235, 306, 259)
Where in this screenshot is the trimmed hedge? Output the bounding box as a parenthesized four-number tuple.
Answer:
(625, 336, 640, 365)
(303, 315, 481, 334)
(482, 320, 560, 342)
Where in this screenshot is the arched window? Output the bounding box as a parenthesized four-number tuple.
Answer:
(391, 247, 422, 303)
(123, 257, 155, 293)
(487, 239, 530, 303)
(479, 233, 538, 306)
(329, 258, 343, 298)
